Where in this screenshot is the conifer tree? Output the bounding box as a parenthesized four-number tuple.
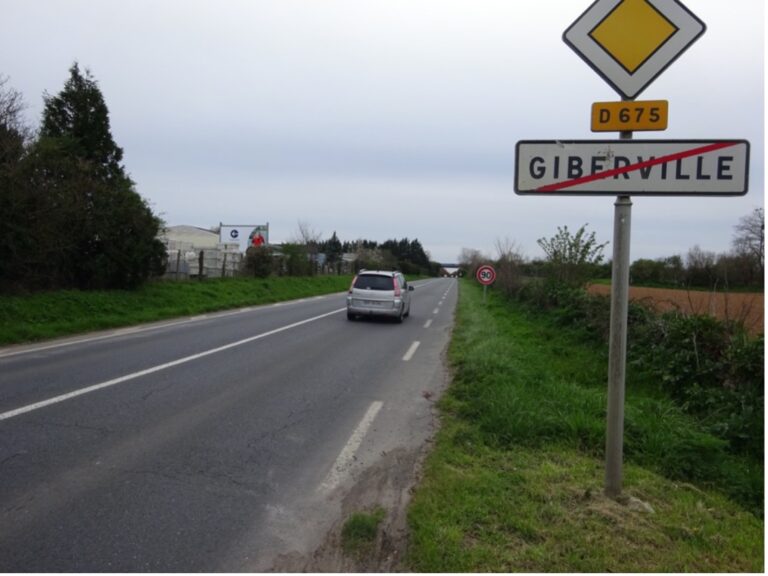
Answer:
(35, 63, 166, 289)
(41, 63, 125, 183)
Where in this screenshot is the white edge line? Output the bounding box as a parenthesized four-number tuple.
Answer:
(0, 308, 346, 422)
(0, 294, 348, 359)
(402, 341, 420, 362)
(319, 400, 383, 493)
(0, 318, 193, 359)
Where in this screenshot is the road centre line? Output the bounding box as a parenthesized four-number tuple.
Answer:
(424, 319, 433, 329)
(319, 401, 383, 494)
(433, 308, 439, 315)
(0, 308, 346, 423)
(402, 341, 420, 362)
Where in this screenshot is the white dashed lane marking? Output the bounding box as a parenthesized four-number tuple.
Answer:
(402, 341, 421, 362)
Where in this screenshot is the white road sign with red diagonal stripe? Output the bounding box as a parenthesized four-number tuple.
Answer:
(515, 140, 749, 196)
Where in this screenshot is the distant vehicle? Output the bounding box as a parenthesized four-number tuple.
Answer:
(346, 270, 414, 322)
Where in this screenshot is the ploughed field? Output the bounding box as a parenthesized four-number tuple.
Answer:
(588, 284, 764, 336)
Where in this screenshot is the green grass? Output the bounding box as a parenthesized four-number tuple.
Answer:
(0, 275, 353, 344)
(405, 279, 763, 572)
(341, 507, 386, 556)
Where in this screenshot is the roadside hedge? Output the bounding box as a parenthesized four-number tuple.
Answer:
(507, 278, 763, 514)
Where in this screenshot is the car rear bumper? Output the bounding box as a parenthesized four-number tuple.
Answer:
(347, 297, 402, 317)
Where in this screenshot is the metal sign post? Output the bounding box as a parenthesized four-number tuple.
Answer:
(561, 0, 707, 498)
(605, 126, 633, 497)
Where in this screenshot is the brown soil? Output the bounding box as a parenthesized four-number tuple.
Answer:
(587, 284, 764, 335)
(273, 447, 423, 572)
(268, 363, 450, 573)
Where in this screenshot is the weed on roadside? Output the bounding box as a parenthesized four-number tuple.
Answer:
(341, 507, 386, 557)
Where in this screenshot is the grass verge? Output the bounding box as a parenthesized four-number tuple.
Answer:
(341, 507, 386, 557)
(405, 279, 763, 572)
(0, 275, 352, 345)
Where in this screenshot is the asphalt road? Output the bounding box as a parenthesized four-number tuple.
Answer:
(0, 277, 457, 571)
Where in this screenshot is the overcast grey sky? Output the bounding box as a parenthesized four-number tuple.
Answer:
(2, 0, 764, 263)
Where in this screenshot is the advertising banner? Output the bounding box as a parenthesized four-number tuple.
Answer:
(219, 224, 269, 252)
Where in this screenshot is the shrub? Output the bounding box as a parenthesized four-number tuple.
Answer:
(460, 281, 764, 514)
(512, 281, 764, 463)
(632, 313, 764, 458)
(537, 224, 608, 288)
(244, 246, 274, 278)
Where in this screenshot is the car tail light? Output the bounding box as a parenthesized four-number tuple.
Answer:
(349, 276, 358, 294)
(393, 277, 401, 296)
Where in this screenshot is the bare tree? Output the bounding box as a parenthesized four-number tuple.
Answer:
(732, 207, 764, 283)
(293, 220, 322, 245)
(494, 237, 527, 296)
(0, 76, 26, 129)
(286, 220, 323, 275)
(458, 247, 488, 277)
(685, 245, 718, 287)
(494, 237, 525, 263)
(0, 75, 32, 162)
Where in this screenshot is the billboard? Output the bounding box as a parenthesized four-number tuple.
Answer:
(219, 223, 269, 252)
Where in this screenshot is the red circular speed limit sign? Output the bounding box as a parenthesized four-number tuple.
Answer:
(476, 265, 496, 286)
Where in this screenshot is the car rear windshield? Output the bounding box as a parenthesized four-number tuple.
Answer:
(354, 275, 394, 290)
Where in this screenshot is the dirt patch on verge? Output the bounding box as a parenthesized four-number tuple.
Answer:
(270, 445, 428, 572)
(269, 358, 451, 573)
(588, 284, 764, 335)
(270, 304, 455, 572)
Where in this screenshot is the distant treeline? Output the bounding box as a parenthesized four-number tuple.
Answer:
(340, 236, 440, 276)
(460, 212, 765, 292)
(245, 232, 441, 278)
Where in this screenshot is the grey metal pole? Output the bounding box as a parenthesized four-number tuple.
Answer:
(605, 126, 633, 498)
(605, 194, 631, 497)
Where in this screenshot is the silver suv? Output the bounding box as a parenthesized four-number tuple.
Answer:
(346, 270, 414, 322)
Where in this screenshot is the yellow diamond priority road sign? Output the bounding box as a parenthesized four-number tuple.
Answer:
(564, 0, 705, 99)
